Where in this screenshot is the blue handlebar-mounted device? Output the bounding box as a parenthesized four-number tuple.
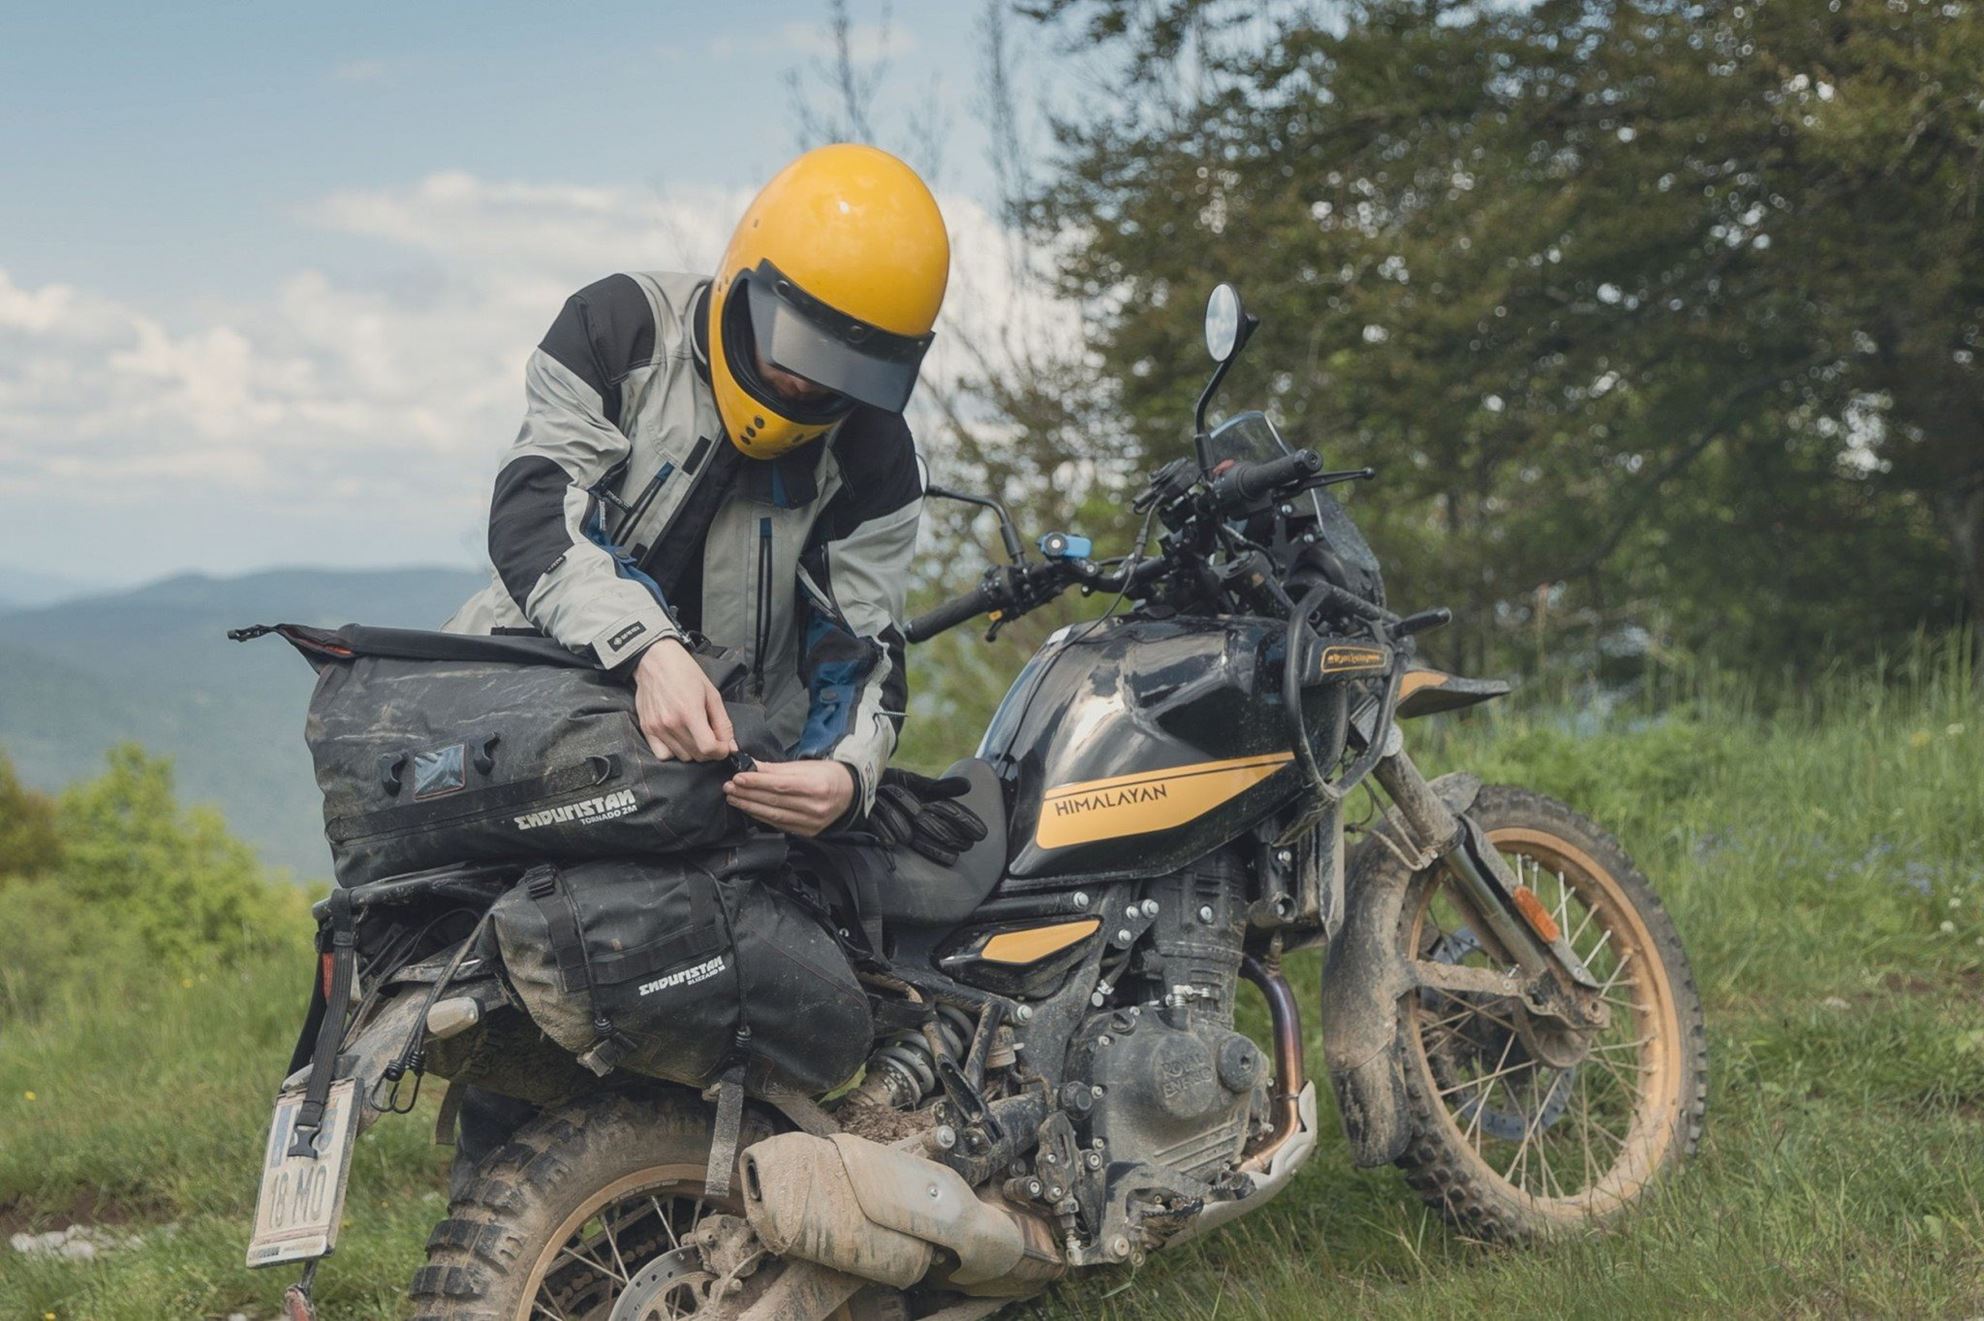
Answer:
(1037, 531, 1093, 561)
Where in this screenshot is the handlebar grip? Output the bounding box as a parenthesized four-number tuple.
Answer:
(906, 580, 1003, 643)
(1216, 448, 1323, 508)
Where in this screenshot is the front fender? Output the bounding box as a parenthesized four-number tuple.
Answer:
(1319, 770, 1481, 1167)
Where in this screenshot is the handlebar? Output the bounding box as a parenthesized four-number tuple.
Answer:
(906, 575, 1007, 643)
(908, 445, 1405, 645)
(1208, 448, 1322, 512)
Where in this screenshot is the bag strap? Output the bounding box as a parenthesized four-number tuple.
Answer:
(289, 885, 357, 1158)
(524, 867, 639, 1077)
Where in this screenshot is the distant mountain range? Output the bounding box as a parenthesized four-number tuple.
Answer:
(0, 566, 488, 879)
(0, 564, 122, 611)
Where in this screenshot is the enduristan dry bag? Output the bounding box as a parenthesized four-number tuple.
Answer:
(233, 622, 779, 887)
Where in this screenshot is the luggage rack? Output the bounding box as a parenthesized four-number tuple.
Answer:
(309, 861, 525, 922)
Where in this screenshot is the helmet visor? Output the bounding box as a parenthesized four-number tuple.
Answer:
(743, 261, 934, 413)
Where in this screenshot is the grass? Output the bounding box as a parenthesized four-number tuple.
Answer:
(3, 656, 1981, 1318)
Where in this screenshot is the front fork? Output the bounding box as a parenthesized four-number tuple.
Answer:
(1371, 750, 1608, 1029)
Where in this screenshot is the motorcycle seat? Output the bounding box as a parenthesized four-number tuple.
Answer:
(877, 757, 1009, 927)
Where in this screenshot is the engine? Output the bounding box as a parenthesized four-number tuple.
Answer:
(1065, 850, 1268, 1181)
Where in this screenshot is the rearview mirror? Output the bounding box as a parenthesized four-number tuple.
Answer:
(1204, 284, 1243, 362)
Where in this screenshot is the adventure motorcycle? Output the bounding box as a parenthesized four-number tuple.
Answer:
(248, 284, 1707, 1320)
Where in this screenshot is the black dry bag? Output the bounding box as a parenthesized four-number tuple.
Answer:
(489, 846, 874, 1094)
(235, 623, 779, 887)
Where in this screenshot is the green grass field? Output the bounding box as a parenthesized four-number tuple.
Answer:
(4, 658, 1981, 1319)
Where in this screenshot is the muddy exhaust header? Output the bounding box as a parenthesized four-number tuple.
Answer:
(740, 1132, 1063, 1295)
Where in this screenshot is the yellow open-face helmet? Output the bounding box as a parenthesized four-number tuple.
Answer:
(707, 144, 950, 458)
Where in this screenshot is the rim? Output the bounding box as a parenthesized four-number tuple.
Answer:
(1403, 826, 1685, 1221)
(518, 1163, 721, 1321)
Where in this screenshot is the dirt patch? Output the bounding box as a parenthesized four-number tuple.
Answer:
(0, 1189, 155, 1237)
(1879, 968, 1984, 1000)
(835, 1099, 934, 1143)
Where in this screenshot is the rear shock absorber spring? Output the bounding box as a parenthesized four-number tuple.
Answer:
(847, 1004, 973, 1111)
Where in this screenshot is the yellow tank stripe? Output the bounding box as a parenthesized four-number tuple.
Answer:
(1034, 752, 1294, 850)
(979, 919, 1102, 965)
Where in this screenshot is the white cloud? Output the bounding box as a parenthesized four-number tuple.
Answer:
(0, 170, 1077, 576)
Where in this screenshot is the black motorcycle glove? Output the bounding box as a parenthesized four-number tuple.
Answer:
(869, 767, 990, 867)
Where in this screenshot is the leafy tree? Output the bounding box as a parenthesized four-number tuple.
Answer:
(1022, 0, 1980, 680)
(0, 749, 60, 879)
(0, 746, 305, 1019)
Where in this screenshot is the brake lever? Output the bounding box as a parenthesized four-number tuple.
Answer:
(1295, 466, 1376, 492)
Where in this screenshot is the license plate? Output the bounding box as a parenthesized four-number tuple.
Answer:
(247, 1078, 359, 1268)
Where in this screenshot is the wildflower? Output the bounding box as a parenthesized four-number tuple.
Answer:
(1951, 897, 1964, 910)
(1909, 730, 1932, 749)
(1947, 723, 1966, 737)
(23, 1090, 36, 1102)
(1940, 919, 1957, 934)
(180, 977, 194, 989)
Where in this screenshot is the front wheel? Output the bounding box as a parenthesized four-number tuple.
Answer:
(1391, 785, 1708, 1241)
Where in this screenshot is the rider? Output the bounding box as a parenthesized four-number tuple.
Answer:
(447, 142, 947, 835)
(441, 142, 949, 1178)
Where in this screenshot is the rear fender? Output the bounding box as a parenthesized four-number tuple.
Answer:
(280, 952, 513, 1142)
(1320, 770, 1481, 1167)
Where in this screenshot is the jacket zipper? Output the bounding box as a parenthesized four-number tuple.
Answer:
(612, 460, 674, 545)
(631, 446, 714, 579)
(752, 517, 774, 694)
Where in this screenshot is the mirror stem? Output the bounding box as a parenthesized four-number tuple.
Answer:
(926, 484, 1028, 563)
(1192, 313, 1260, 469)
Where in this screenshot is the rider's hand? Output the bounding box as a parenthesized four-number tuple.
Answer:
(724, 760, 855, 837)
(632, 639, 736, 762)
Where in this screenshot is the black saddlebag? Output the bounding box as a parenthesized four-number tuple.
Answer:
(234, 622, 780, 888)
(489, 846, 873, 1094)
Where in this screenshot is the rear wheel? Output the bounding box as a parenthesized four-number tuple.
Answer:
(1391, 786, 1707, 1240)
(410, 1090, 906, 1320)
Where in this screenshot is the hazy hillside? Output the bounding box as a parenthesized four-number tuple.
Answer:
(0, 566, 486, 878)
(0, 564, 120, 611)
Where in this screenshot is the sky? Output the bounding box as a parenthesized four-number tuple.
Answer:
(0, 1, 1066, 590)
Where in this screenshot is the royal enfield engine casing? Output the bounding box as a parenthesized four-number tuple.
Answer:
(1072, 1007, 1265, 1181)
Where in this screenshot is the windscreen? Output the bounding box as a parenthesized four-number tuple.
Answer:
(1206, 411, 1384, 606)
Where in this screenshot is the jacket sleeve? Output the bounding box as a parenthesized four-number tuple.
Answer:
(485, 273, 678, 670)
(792, 409, 922, 816)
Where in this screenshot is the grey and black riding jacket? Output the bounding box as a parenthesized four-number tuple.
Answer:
(445, 271, 920, 816)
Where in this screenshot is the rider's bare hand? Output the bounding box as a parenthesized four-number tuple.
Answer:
(724, 760, 855, 837)
(633, 639, 736, 762)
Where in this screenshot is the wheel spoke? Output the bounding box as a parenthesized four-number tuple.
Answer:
(1461, 1029, 1517, 1153)
(557, 1242, 625, 1284)
(602, 1206, 631, 1283)
(1438, 1052, 1542, 1101)
(652, 1195, 681, 1250)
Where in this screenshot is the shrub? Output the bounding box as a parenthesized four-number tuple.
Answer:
(0, 746, 308, 1019)
(0, 749, 60, 879)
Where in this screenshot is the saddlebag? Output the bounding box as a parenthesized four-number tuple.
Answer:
(233, 622, 781, 888)
(489, 846, 873, 1094)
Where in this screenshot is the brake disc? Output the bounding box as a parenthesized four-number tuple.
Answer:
(607, 1245, 714, 1321)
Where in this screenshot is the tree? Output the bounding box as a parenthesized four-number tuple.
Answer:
(0, 749, 60, 879)
(1024, 0, 1979, 679)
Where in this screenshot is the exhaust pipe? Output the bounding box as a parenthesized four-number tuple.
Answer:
(740, 1132, 1062, 1295)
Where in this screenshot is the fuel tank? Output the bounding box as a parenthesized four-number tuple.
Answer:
(977, 617, 1344, 885)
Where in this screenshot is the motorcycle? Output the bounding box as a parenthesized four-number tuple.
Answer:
(249, 283, 1707, 1320)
